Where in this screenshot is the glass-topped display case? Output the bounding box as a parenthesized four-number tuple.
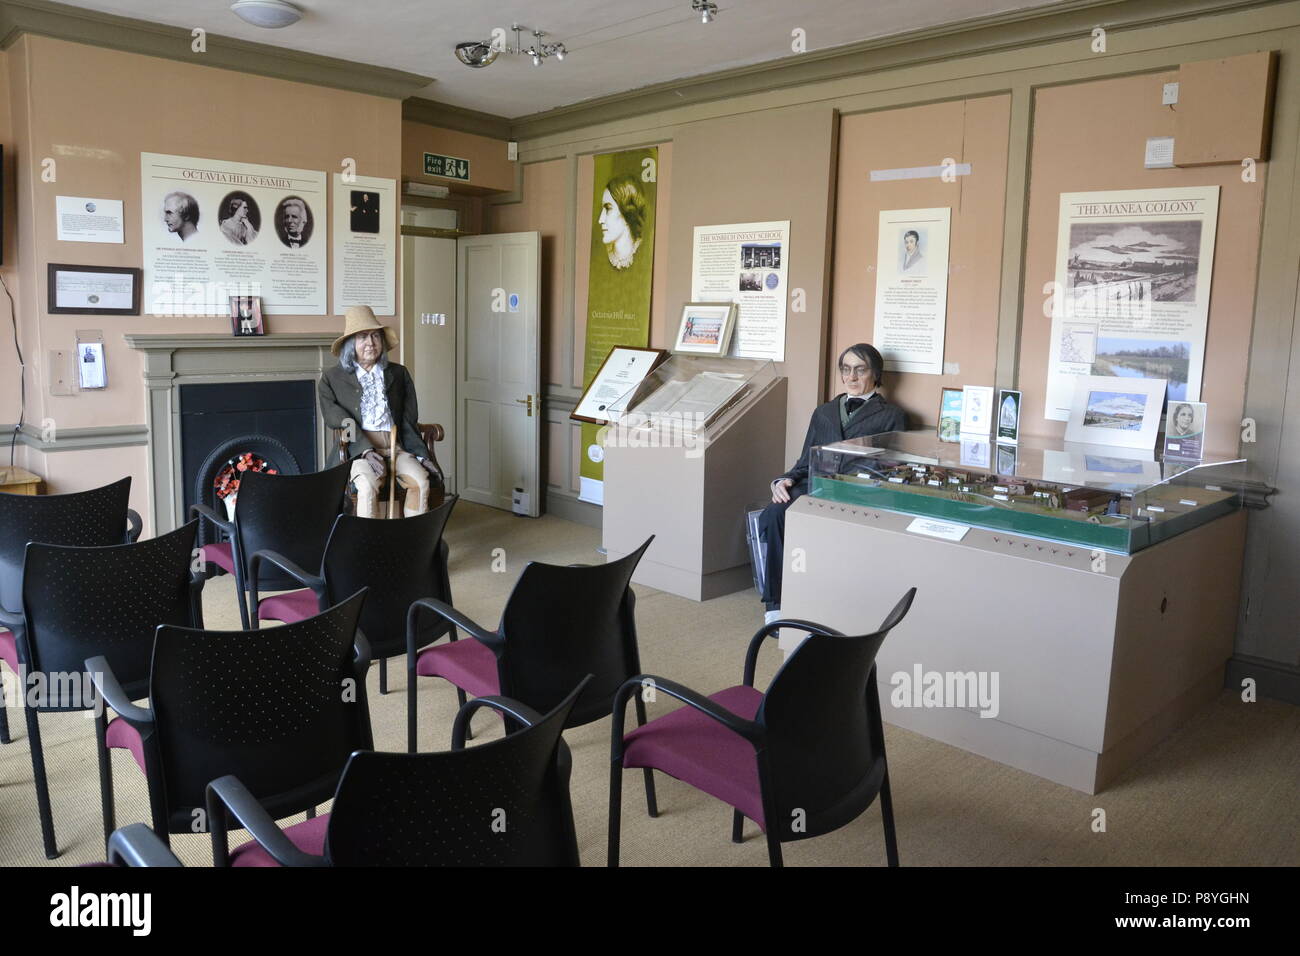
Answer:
(809, 431, 1249, 554)
(606, 355, 777, 442)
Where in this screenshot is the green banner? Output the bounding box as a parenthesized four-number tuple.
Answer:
(579, 147, 658, 503)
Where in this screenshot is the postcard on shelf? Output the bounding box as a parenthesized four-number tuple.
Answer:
(996, 389, 1021, 445)
(1163, 400, 1207, 461)
(960, 385, 994, 436)
(938, 387, 963, 442)
(1064, 374, 1166, 450)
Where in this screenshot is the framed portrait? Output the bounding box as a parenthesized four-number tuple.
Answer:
(937, 387, 963, 442)
(673, 302, 737, 355)
(1163, 401, 1207, 461)
(571, 346, 668, 425)
(229, 295, 265, 336)
(47, 264, 141, 315)
(996, 389, 1021, 445)
(1064, 374, 1167, 450)
(960, 385, 994, 436)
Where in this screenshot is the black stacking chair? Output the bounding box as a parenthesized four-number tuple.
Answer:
(105, 824, 185, 867)
(89, 591, 372, 847)
(191, 463, 350, 630)
(206, 677, 588, 867)
(250, 497, 457, 695)
(0, 521, 201, 859)
(609, 587, 916, 868)
(406, 536, 652, 720)
(0, 476, 142, 745)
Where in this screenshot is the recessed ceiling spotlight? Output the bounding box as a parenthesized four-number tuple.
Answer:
(692, 0, 718, 24)
(454, 40, 500, 68)
(230, 0, 302, 29)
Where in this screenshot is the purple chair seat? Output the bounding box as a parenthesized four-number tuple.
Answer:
(257, 589, 319, 625)
(0, 630, 16, 673)
(230, 813, 330, 867)
(201, 542, 235, 574)
(622, 684, 765, 828)
(415, 639, 499, 699)
(105, 716, 146, 773)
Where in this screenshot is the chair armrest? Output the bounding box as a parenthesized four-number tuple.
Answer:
(85, 655, 153, 726)
(107, 824, 183, 867)
(743, 618, 843, 687)
(190, 501, 234, 535)
(451, 695, 545, 749)
(0, 606, 23, 631)
(206, 775, 327, 868)
(125, 509, 143, 543)
(406, 597, 502, 659)
(611, 675, 762, 749)
(249, 549, 324, 629)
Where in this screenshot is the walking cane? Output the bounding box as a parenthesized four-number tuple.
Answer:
(387, 423, 399, 519)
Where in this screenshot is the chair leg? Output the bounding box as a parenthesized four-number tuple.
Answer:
(764, 829, 784, 868)
(0, 665, 11, 743)
(633, 695, 658, 817)
(456, 686, 472, 742)
(732, 809, 744, 844)
(232, 560, 251, 631)
(607, 757, 624, 868)
(406, 663, 417, 753)
(94, 709, 116, 853)
(24, 705, 58, 860)
(880, 769, 900, 867)
(379, 656, 388, 695)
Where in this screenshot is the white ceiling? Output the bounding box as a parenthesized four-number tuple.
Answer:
(55, 0, 1074, 117)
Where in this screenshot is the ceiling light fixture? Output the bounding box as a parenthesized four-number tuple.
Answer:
(454, 23, 569, 68)
(230, 0, 302, 29)
(692, 0, 718, 24)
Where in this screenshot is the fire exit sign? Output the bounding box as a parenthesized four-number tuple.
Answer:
(423, 152, 471, 181)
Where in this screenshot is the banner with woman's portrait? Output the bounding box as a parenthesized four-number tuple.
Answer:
(579, 147, 658, 504)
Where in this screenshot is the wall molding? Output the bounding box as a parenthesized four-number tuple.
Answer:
(3, 422, 148, 451)
(403, 97, 512, 140)
(0, 0, 433, 99)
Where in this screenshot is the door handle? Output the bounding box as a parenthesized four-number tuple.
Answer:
(515, 395, 534, 416)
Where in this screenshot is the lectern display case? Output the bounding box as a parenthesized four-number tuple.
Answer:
(606, 355, 777, 439)
(808, 431, 1247, 554)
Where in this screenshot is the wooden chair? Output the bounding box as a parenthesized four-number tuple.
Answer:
(334, 423, 446, 515)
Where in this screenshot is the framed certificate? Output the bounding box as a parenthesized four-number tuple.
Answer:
(571, 346, 668, 425)
(47, 263, 141, 315)
(673, 302, 737, 356)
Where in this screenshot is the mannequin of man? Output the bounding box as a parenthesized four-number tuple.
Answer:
(318, 305, 441, 518)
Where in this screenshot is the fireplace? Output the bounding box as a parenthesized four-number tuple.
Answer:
(125, 333, 337, 536)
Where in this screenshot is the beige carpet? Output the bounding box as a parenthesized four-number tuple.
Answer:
(1, 501, 1297, 867)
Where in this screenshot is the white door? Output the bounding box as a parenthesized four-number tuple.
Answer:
(402, 226, 458, 491)
(456, 232, 541, 515)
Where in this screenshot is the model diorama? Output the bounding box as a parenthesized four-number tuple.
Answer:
(808, 432, 1242, 554)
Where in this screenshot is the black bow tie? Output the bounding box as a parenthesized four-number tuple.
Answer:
(846, 397, 866, 415)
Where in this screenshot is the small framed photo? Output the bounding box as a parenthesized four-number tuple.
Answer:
(937, 387, 963, 442)
(47, 263, 141, 315)
(960, 385, 994, 436)
(1163, 401, 1207, 461)
(229, 295, 265, 336)
(674, 302, 736, 355)
(1065, 375, 1167, 450)
(996, 389, 1021, 445)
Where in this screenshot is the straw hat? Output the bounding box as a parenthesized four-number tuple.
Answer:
(332, 305, 398, 356)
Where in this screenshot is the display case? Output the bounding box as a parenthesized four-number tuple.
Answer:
(606, 355, 777, 443)
(808, 431, 1248, 554)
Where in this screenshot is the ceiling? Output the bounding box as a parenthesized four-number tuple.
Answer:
(53, 0, 1078, 118)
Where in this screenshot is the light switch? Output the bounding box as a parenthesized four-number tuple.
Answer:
(1162, 82, 1180, 105)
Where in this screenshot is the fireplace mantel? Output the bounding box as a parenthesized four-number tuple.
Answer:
(126, 332, 337, 533)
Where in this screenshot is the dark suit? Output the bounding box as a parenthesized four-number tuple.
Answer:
(317, 361, 430, 460)
(759, 392, 906, 609)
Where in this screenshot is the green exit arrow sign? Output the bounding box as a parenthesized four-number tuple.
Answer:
(424, 152, 471, 181)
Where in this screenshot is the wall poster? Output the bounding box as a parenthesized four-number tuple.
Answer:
(1045, 186, 1220, 421)
(871, 207, 951, 375)
(141, 153, 328, 316)
(332, 173, 397, 315)
(690, 220, 790, 362)
(579, 147, 658, 504)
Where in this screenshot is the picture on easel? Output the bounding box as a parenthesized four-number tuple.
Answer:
(229, 295, 265, 336)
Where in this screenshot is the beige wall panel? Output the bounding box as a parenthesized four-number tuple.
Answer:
(401, 121, 514, 193)
(1019, 71, 1266, 454)
(832, 95, 1010, 425)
